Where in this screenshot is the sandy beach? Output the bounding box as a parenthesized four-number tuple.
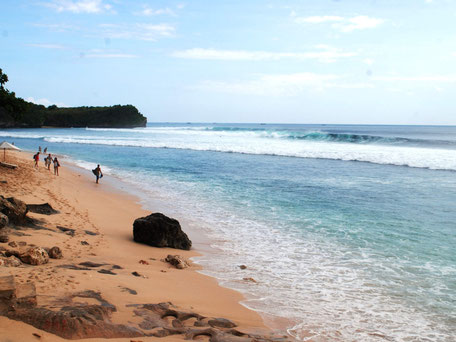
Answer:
(0, 150, 276, 341)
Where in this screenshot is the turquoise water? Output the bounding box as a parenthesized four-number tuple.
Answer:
(2, 124, 456, 341)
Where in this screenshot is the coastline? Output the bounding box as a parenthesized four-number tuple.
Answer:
(0, 150, 282, 341)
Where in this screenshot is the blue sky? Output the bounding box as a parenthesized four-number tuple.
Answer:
(1, 0, 456, 124)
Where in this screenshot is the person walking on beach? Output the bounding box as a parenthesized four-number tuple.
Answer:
(93, 164, 103, 184)
(53, 157, 60, 176)
(33, 152, 40, 168)
(45, 154, 52, 170)
(43, 147, 47, 154)
(38, 146, 42, 153)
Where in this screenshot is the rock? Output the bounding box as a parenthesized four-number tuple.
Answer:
(0, 234, 9, 243)
(79, 261, 107, 268)
(208, 318, 237, 329)
(57, 226, 75, 236)
(84, 230, 98, 236)
(6, 290, 144, 339)
(133, 213, 192, 250)
(164, 255, 190, 269)
(132, 271, 141, 277)
(243, 277, 257, 283)
(98, 269, 116, 275)
(0, 256, 22, 267)
(48, 246, 63, 259)
(26, 203, 60, 215)
(80, 241, 89, 245)
(8, 241, 17, 248)
(19, 247, 49, 265)
(239, 265, 247, 270)
(0, 276, 36, 314)
(0, 196, 28, 225)
(0, 213, 8, 229)
(139, 260, 149, 265)
(120, 287, 137, 295)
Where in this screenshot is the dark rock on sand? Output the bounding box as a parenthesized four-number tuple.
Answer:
(132, 271, 141, 277)
(0, 213, 8, 229)
(26, 203, 60, 215)
(57, 225, 75, 236)
(80, 240, 89, 245)
(164, 255, 190, 269)
(47, 246, 63, 259)
(7, 241, 17, 248)
(57, 264, 92, 271)
(0, 196, 28, 225)
(239, 265, 247, 270)
(84, 230, 99, 236)
(133, 213, 192, 250)
(98, 269, 116, 275)
(19, 247, 49, 265)
(120, 287, 137, 295)
(79, 261, 107, 268)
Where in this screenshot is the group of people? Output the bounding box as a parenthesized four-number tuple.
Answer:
(34, 146, 103, 183)
(33, 147, 60, 176)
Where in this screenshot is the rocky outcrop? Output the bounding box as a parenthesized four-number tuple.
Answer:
(133, 213, 192, 250)
(0, 213, 8, 229)
(26, 203, 59, 215)
(0, 196, 28, 225)
(0, 255, 22, 267)
(1, 283, 144, 340)
(164, 254, 190, 269)
(19, 247, 49, 265)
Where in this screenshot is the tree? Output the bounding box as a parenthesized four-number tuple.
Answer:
(0, 68, 8, 90)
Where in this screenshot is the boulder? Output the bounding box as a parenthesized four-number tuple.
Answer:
(133, 213, 191, 250)
(47, 246, 63, 259)
(164, 255, 190, 269)
(0, 213, 8, 229)
(0, 255, 22, 267)
(26, 203, 59, 215)
(20, 247, 49, 265)
(0, 196, 28, 225)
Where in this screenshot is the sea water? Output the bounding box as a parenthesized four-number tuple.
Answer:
(2, 124, 455, 341)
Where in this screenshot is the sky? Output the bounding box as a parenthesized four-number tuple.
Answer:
(1, 0, 456, 125)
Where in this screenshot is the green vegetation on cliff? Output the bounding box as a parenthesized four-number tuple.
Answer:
(0, 69, 147, 128)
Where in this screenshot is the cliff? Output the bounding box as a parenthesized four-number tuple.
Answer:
(0, 69, 147, 128)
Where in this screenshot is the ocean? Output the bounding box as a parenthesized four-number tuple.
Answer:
(2, 123, 455, 342)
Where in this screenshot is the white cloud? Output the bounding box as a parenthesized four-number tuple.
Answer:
(194, 73, 373, 96)
(337, 16, 384, 32)
(135, 6, 176, 16)
(26, 97, 67, 107)
(45, 0, 113, 14)
(172, 46, 356, 63)
(26, 43, 66, 49)
(294, 14, 384, 32)
(100, 23, 176, 41)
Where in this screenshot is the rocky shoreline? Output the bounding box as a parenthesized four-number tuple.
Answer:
(0, 151, 291, 341)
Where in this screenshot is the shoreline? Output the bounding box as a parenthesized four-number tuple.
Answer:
(0, 150, 288, 341)
(64, 152, 300, 337)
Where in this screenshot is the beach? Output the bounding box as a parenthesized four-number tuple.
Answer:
(0, 150, 275, 341)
